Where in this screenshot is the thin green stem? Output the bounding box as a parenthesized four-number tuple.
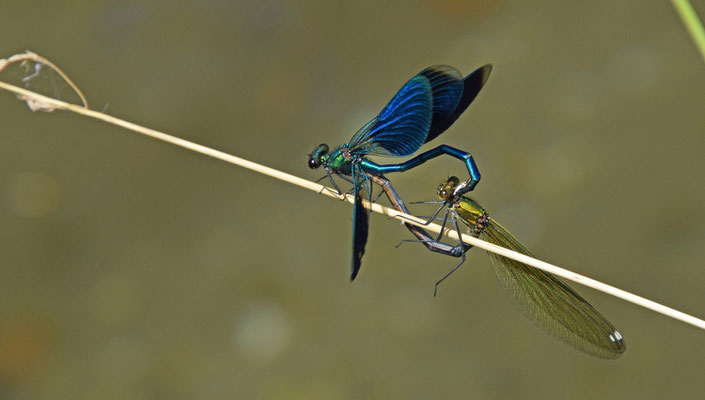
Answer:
(671, 0, 705, 64)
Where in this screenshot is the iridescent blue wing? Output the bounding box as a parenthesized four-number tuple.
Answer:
(420, 65, 464, 137)
(348, 75, 432, 157)
(424, 64, 492, 143)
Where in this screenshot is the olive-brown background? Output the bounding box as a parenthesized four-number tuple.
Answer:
(1, 1, 704, 398)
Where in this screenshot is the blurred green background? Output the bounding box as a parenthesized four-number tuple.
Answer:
(1, 0, 705, 398)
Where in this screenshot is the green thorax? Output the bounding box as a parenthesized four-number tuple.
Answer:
(325, 145, 356, 174)
(453, 196, 490, 235)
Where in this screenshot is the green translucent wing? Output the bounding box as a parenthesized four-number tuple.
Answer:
(481, 220, 626, 359)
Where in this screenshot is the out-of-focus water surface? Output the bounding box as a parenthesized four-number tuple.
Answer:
(1, 1, 704, 398)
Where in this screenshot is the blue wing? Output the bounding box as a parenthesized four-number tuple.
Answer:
(424, 64, 492, 143)
(420, 65, 464, 132)
(348, 75, 432, 157)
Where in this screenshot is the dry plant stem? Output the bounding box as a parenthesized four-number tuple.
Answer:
(0, 51, 88, 107)
(1, 79, 705, 332)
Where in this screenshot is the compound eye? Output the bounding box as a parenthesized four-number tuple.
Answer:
(308, 158, 319, 169)
(438, 189, 448, 199)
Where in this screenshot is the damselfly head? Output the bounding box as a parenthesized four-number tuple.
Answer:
(308, 143, 329, 169)
(437, 176, 460, 200)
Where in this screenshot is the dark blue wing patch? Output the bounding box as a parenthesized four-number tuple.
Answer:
(420, 65, 464, 128)
(424, 64, 492, 143)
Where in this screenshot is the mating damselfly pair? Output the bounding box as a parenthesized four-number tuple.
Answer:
(307, 64, 625, 359)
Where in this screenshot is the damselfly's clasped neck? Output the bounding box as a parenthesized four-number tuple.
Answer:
(308, 64, 492, 281)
